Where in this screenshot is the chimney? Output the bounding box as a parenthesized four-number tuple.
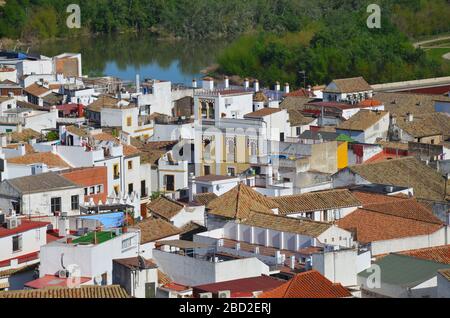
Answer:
(290, 256, 296, 270)
(192, 79, 197, 88)
(189, 172, 197, 202)
(17, 123, 23, 133)
(135, 74, 140, 94)
(202, 77, 214, 90)
(254, 80, 259, 92)
(284, 83, 290, 94)
(407, 113, 414, 122)
(0, 136, 7, 147)
(19, 144, 26, 156)
(275, 81, 280, 91)
(244, 78, 250, 90)
(58, 215, 69, 237)
(224, 76, 229, 89)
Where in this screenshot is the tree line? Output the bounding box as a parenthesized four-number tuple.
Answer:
(2, 0, 449, 40)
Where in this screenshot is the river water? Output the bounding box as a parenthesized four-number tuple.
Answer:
(32, 33, 230, 85)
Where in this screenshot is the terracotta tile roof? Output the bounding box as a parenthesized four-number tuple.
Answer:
(242, 212, 332, 238)
(336, 209, 443, 244)
(259, 270, 351, 298)
(377, 140, 409, 151)
(2, 128, 40, 143)
(194, 193, 218, 206)
(158, 270, 172, 285)
(271, 189, 361, 215)
(337, 110, 389, 131)
(66, 125, 89, 137)
(348, 157, 449, 202)
(244, 108, 283, 118)
(206, 184, 278, 220)
(86, 95, 121, 112)
(350, 191, 409, 206)
(0, 220, 49, 239)
(399, 246, 450, 264)
(147, 196, 184, 220)
(195, 175, 238, 182)
(194, 276, 285, 297)
(7, 152, 71, 168)
(24, 83, 51, 97)
(375, 92, 450, 117)
(395, 112, 450, 139)
(0, 285, 130, 298)
(324, 77, 372, 94)
(7, 172, 79, 194)
(133, 218, 181, 244)
(358, 99, 383, 107)
(361, 198, 442, 224)
(92, 132, 141, 157)
(287, 109, 315, 126)
(113, 257, 158, 269)
(253, 91, 269, 102)
(0, 264, 38, 279)
(285, 88, 316, 98)
(438, 269, 450, 282)
(280, 96, 316, 110)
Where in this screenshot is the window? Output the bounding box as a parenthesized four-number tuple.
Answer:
(113, 185, 119, 195)
(122, 237, 135, 251)
(128, 160, 133, 170)
(204, 165, 211, 175)
(12, 235, 22, 252)
(96, 185, 103, 194)
(113, 164, 120, 180)
(128, 183, 134, 194)
(71, 195, 79, 210)
(296, 127, 301, 136)
(126, 116, 132, 127)
(51, 197, 62, 214)
(201, 187, 208, 193)
(227, 167, 236, 176)
(90, 186, 95, 195)
(84, 188, 88, 196)
(141, 180, 147, 197)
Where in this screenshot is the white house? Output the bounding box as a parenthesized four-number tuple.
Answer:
(323, 77, 373, 103)
(0, 172, 84, 217)
(39, 228, 140, 286)
(0, 213, 48, 273)
(335, 110, 390, 144)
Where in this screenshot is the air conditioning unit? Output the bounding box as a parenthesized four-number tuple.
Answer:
(218, 290, 231, 298)
(61, 212, 68, 218)
(6, 218, 19, 229)
(58, 269, 68, 278)
(199, 292, 212, 298)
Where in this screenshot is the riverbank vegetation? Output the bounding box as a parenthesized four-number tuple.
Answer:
(2, 0, 450, 41)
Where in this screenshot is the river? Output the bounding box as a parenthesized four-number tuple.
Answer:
(31, 33, 230, 85)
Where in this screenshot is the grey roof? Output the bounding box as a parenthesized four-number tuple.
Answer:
(8, 172, 79, 194)
(358, 254, 450, 288)
(299, 130, 339, 141)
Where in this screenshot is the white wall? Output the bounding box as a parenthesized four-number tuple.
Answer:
(370, 227, 449, 256)
(153, 249, 270, 286)
(0, 224, 47, 266)
(171, 206, 205, 228)
(312, 249, 358, 287)
(39, 231, 140, 285)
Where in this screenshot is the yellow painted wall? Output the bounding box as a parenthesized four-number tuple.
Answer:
(337, 141, 348, 170)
